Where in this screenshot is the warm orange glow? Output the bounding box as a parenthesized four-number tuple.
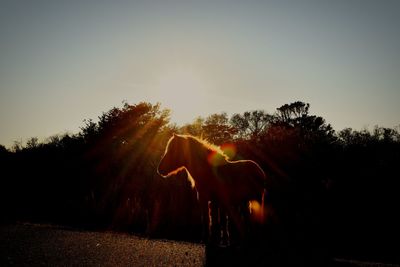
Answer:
(207, 143, 236, 166)
(163, 166, 187, 177)
(220, 143, 237, 159)
(249, 200, 265, 223)
(207, 150, 226, 166)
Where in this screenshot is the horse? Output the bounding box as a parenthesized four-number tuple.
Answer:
(157, 133, 267, 244)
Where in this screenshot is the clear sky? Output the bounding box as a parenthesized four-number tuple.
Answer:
(1, 0, 399, 147)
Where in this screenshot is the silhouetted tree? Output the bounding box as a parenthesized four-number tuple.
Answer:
(332, 125, 400, 262)
(77, 102, 172, 229)
(180, 117, 204, 137)
(0, 144, 8, 154)
(202, 112, 236, 145)
(25, 137, 39, 149)
(231, 110, 273, 141)
(11, 140, 23, 152)
(180, 113, 236, 145)
(275, 101, 309, 124)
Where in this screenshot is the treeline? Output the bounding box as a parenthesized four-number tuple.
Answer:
(0, 101, 399, 262)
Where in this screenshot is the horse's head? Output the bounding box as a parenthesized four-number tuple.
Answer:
(158, 134, 187, 177)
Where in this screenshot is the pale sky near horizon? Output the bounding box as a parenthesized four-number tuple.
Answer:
(1, 0, 399, 147)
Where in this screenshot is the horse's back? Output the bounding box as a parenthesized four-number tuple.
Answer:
(216, 160, 265, 203)
(228, 160, 265, 182)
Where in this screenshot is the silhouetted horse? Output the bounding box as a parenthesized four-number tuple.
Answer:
(157, 133, 267, 245)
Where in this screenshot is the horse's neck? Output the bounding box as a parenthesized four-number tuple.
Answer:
(185, 147, 212, 189)
(185, 152, 208, 175)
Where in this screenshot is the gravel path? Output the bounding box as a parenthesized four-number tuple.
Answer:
(0, 223, 205, 266)
(1, 223, 398, 267)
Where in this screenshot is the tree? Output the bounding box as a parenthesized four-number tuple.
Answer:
(0, 144, 8, 154)
(272, 101, 335, 144)
(230, 110, 272, 141)
(180, 117, 204, 137)
(77, 102, 173, 229)
(275, 101, 310, 125)
(26, 137, 39, 149)
(202, 112, 236, 145)
(11, 140, 23, 152)
(80, 119, 99, 143)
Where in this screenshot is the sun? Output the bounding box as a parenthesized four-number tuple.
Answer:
(154, 66, 212, 123)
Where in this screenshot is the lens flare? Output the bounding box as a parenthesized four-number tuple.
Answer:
(207, 150, 226, 166)
(220, 143, 237, 159)
(207, 143, 237, 166)
(249, 200, 265, 223)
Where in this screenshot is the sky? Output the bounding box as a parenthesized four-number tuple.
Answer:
(1, 0, 399, 147)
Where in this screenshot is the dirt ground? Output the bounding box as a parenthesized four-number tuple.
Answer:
(1, 223, 399, 267)
(0, 223, 205, 266)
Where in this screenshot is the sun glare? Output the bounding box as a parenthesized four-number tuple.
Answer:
(154, 66, 212, 123)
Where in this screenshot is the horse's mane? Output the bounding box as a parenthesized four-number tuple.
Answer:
(162, 134, 230, 187)
(175, 134, 230, 161)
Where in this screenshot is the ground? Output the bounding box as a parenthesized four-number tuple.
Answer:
(0, 223, 205, 266)
(1, 223, 398, 267)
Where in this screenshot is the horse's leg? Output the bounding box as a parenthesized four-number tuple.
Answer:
(199, 198, 210, 243)
(240, 201, 252, 243)
(209, 200, 220, 245)
(219, 206, 228, 246)
(226, 210, 235, 246)
(224, 204, 244, 246)
(197, 194, 210, 244)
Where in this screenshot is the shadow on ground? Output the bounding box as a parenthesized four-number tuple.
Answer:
(205, 244, 400, 267)
(205, 244, 329, 267)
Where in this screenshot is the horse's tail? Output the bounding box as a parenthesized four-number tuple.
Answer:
(260, 168, 268, 224)
(248, 161, 269, 223)
(261, 187, 267, 224)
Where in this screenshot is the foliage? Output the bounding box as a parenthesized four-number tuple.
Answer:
(1, 100, 399, 262)
(231, 110, 272, 141)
